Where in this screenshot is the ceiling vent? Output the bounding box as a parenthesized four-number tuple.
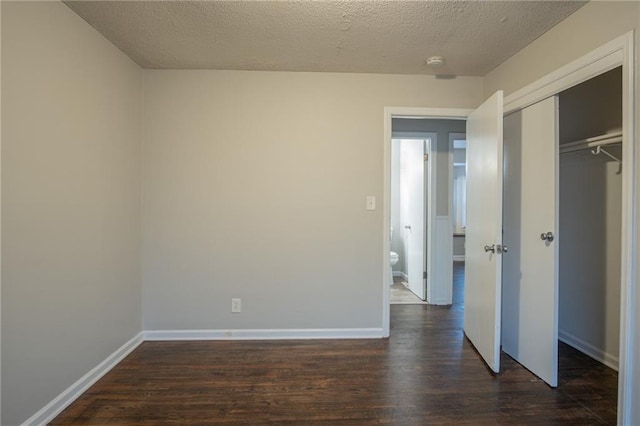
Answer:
(426, 56, 444, 67)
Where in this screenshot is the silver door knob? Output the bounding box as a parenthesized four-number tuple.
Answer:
(498, 244, 508, 253)
(404, 225, 412, 230)
(484, 244, 496, 253)
(540, 232, 554, 242)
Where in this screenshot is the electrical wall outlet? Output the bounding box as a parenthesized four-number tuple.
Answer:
(231, 298, 241, 313)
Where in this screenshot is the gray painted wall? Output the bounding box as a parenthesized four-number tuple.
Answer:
(142, 72, 481, 331)
(1, 2, 143, 424)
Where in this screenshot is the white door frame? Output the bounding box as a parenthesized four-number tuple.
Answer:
(503, 31, 636, 424)
(383, 108, 472, 336)
(392, 132, 435, 301)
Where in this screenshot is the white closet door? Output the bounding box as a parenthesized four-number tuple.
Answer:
(502, 96, 559, 387)
(464, 91, 504, 373)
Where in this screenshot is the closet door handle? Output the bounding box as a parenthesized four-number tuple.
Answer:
(484, 244, 496, 253)
(540, 231, 554, 242)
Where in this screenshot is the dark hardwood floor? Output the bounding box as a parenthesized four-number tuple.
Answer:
(52, 262, 617, 425)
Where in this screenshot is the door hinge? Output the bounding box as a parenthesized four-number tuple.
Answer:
(423, 271, 427, 279)
(424, 153, 428, 161)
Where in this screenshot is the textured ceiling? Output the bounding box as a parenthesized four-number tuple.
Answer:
(64, 1, 586, 76)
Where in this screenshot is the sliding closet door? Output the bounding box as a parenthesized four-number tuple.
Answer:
(502, 96, 559, 387)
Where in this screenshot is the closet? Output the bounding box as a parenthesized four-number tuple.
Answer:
(501, 66, 623, 388)
(558, 67, 623, 372)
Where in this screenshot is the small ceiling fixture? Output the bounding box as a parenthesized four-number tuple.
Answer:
(426, 56, 444, 67)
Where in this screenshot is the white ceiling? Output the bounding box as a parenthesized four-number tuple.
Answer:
(64, 1, 586, 76)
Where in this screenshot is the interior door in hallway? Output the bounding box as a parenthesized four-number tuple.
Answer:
(400, 139, 427, 300)
(464, 91, 504, 373)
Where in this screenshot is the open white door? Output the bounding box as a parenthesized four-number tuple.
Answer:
(400, 139, 426, 300)
(464, 91, 504, 373)
(502, 96, 559, 387)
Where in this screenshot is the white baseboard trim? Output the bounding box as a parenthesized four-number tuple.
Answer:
(559, 329, 619, 371)
(453, 255, 465, 261)
(22, 327, 383, 424)
(392, 271, 408, 280)
(144, 328, 385, 341)
(22, 332, 144, 426)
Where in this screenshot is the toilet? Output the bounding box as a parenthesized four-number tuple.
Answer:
(390, 227, 399, 285)
(389, 252, 399, 285)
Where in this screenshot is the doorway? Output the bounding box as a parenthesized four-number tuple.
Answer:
(449, 133, 467, 293)
(390, 135, 432, 303)
(384, 116, 469, 312)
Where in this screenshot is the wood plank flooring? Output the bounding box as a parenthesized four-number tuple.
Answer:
(52, 263, 617, 425)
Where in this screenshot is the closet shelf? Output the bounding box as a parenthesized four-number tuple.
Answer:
(559, 131, 622, 154)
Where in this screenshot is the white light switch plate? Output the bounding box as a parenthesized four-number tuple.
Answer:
(366, 196, 376, 211)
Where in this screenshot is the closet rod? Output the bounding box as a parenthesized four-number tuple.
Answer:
(562, 131, 623, 148)
(559, 135, 622, 154)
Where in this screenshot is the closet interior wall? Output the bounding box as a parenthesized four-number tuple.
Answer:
(558, 67, 623, 370)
